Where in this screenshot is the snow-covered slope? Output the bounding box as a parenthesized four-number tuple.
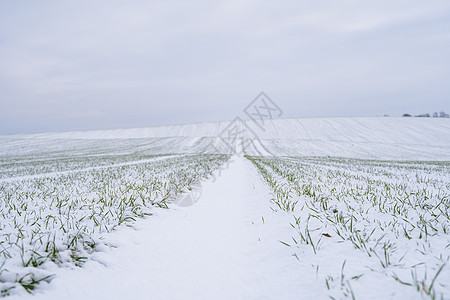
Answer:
(251, 117, 450, 144)
(2, 122, 230, 139)
(247, 117, 450, 160)
(3, 117, 448, 143)
(1, 117, 449, 160)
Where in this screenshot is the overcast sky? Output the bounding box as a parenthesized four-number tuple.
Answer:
(1, 0, 450, 134)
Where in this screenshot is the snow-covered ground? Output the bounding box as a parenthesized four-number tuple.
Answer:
(2, 117, 449, 160)
(1, 117, 449, 299)
(9, 157, 313, 300)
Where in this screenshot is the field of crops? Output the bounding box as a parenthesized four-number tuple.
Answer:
(1, 117, 450, 299)
(1, 147, 449, 299)
(0, 152, 229, 296)
(247, 155, 450, 299)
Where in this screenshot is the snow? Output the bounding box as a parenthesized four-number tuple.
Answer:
(1, 117, 449, 299)
(2, 117, 449, 160)
(0, 155, 179, 183)
(9, 157, 310, 300)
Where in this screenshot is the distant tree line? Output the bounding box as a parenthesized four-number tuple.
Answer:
(402, 111, 449, 118)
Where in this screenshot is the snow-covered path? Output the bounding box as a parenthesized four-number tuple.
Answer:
(15, 157, 305, 300)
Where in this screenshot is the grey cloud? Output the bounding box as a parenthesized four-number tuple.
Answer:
(1, 0, 449, 134)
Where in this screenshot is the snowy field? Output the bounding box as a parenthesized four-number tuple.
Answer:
(0, 117, 449, 299)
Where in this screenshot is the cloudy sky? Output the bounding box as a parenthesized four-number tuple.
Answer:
(1, 0, 449, 134)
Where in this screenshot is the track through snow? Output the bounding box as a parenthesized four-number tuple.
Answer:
(15, 156, 306, 300)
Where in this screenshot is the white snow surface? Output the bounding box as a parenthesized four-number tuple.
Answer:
(2, 117, 449, 160)
(1, 117, 449, 299)
(10, 157, 311, 300)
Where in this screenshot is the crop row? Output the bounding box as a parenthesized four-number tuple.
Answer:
(0, 154, 229, 296)
(247, 155, 450, 299)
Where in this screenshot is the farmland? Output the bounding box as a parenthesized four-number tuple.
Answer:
(1, 117, 450, 299)
(0, 150, 229, 295)
(247, 156, 450, 299)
